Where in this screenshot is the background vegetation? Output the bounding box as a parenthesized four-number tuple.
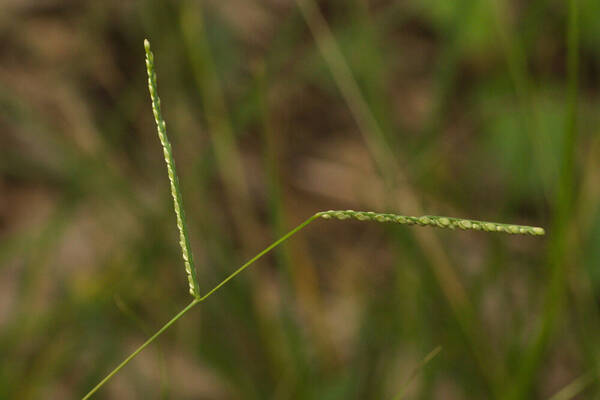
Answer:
(1, 0, 599, 398)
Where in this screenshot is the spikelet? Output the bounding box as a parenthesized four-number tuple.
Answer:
(316, 210, 545, 236)
(144, 39, 200, 297)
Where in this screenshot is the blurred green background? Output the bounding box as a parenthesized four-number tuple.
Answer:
(1, 0, 599, 398)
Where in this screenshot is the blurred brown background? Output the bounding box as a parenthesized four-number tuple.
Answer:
(1, 0, 600, 398)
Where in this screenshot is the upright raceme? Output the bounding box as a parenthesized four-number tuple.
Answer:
(144, 39, 200, 298)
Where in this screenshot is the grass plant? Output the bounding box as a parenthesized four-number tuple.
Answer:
(81, 39, 545, 399)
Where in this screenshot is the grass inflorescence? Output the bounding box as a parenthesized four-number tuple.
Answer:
(82, 39, 545, 399)
(316, 210, 545, 235)
(144, 39, 200, 298)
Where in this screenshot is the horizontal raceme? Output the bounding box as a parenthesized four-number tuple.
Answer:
(316, 210, 545, 236)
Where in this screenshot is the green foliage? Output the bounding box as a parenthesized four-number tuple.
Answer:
(2, 1, 593, 399)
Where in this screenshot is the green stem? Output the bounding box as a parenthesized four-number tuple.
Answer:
(83, 210, 541, 398)
(82, 215, 318, 399)
(197, 215, 319, 302)
(82, 299, 199, 400)
(393, 346, 442, 400)
(508, 0, 579, 397)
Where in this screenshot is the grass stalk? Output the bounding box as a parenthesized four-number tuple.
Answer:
(490, 0, 554, 200)
(82, 209, 543, 398)
(81, 213, 313, 399)
(82, 299, 199, 400)
(393, 346, 442, 400)
(547, 372, 595, 400)
(508, 0, 579, 397)
(82, 40, 545, 398)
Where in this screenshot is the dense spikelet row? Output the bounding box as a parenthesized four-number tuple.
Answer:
(316, 210, 545, 236)
(144, 39, 200, 297)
